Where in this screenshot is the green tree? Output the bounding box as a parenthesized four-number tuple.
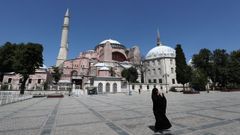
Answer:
(227, 50, 240, 88)
(212, 49, 229, 89)
(175, 44, 191, 91)
(13, 43, 43, 94)
(52, 66, 62, 84)
(121, 67, 138, 95)
(192, 48, 214, 89)
(0, 42, 16, 82)
(190, 69, 208, 91)
(121, 67, 138, 83)
(192, 48, 213, 77)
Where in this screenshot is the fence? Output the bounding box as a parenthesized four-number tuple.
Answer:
(0, 91, 32, 106)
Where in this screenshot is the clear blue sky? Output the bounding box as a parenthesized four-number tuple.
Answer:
(0, 0, 240, 67)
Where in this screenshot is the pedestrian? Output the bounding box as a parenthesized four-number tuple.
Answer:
(152, 87, 171, 132)
(138, 88, 141, 94)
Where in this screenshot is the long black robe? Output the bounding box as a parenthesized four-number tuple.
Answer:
(152, 88, 171, 131)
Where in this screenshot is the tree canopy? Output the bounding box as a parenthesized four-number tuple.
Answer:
(0, 42, 43, 94)
(51, 66, 62, 84)
(121, 67, 138, 83)
(192, 48, 240, 90)
(175, 44, 191, 90)
(0, 42, 16, 81)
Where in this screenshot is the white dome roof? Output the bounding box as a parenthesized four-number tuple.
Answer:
(99, 67, 110, 71)
(100, 39, 121, 44)
(94, 62, 110, 67)
(40, 64, 48, 69)
(146, 45, 175, 60)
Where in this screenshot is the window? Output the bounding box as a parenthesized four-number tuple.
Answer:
(132, 85, 135, 90)
(106, 83, 110, 93)
(8, 78, 12, 83)
(170, 59, 173, 64)
(147, 85, 149, 89)
(159, 79, 162, 83)
(98, 83, 103, 93)
(38, 79, 41, 84)
(172, 79, 175, 84)
(28, 79, 32, 84)
(153, 79, 157, 83)
(158, 68, 161, 74)
(153, 69, 156, 74)
(140, 85, 142, 89)
(171, 68, 174, 73)
(158, 59, 160, 65)
(148, 79, 151, 83)
(113, 83, 117, 93)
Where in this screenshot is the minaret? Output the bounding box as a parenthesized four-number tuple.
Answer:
(56, 9, 70, 67)
(157, 29, 161, 46)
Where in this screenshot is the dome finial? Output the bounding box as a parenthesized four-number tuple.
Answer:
(157, 28, 161, 46)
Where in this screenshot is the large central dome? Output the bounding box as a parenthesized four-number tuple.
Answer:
(99, 39, 121, 45)
(96, 38, 126, 50)
(145, 45, 175, 60)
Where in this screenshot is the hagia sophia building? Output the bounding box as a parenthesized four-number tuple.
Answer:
(1, 9, 180, 94)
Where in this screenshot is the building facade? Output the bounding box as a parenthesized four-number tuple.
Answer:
(58, 39, 141, 94)
(143, 32, 180, 92)
(1, 66, 49, 90)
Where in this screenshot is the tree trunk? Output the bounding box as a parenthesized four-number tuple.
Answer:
(0, 72, 4, 82)
(20, 76, 28, 95)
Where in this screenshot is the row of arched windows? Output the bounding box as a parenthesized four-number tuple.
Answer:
(98, 82, 117, 93)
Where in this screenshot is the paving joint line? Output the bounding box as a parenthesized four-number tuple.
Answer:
(75, 98, 131, 135)
(0, 98, 46, 121)
(39, 98, 61, 135)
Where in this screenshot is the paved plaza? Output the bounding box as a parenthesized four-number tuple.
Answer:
(0, 91, 240, 135)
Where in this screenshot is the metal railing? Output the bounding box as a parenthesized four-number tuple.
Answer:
(0, 91, 32, 106)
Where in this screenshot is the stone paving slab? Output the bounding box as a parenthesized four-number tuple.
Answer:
(0, 116, 46, 131)
(54, 123, 119, 135)
(0, 91, 240, 135)
(56, 113, 102, 127)
(0, 129, 40, 135)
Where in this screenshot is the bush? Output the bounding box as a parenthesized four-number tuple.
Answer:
(169, 87, 177, 92)
(1, 84, 9, 90)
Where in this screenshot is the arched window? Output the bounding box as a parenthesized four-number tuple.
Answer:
(113, 83, 117, 93)
(106, 83, 110, 93)
(112, 52, 127, 62)
(71, 70, 78, 76)
(171, 68, 174, 73)
(98, 83, 103, 93)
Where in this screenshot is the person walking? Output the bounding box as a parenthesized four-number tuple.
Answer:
(152, 87, 171, 132)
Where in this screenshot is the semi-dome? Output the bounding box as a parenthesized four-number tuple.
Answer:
(40, 64, 48, 69)
(99, 39, 121, 45)
(145, 45, 175, 60)
(99, 66, 110, 71)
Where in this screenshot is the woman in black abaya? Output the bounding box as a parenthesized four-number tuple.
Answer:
(152, 87, 171, 132)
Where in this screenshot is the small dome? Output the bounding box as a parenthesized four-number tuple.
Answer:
(40, 64, 48, 69)
(99, 67, 110, 71)
(100, 39, 121, 44)
(146, 45, 175, 60)
(94, 62, 109, 67)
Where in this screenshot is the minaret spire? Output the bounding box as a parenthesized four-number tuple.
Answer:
(56, 9, 70, 67)
(157, 29, 161, 46)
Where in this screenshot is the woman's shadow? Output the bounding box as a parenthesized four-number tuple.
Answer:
(148, 125, 173, 135)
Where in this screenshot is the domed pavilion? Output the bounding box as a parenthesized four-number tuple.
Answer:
(144, 32, 179, 92)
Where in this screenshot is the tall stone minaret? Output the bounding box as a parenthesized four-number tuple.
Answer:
(56, 9, 70, 67)
(157, 29, 161, 46)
